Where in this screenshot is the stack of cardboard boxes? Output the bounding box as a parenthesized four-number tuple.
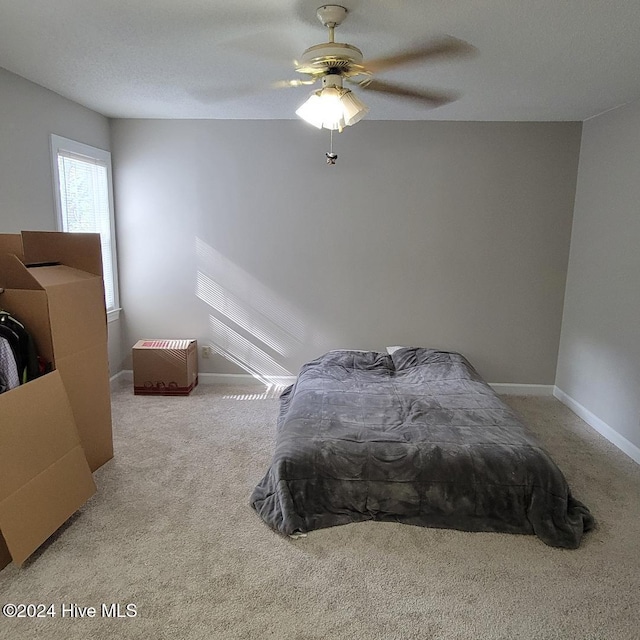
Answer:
(0, 231, 113, 570)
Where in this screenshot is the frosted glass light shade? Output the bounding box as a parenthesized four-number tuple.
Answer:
(341, 90, 369, 126)
(296, 87, 368, 131)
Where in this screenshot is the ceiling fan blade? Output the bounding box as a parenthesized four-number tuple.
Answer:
(271, 78, 317, 90)
(189, 78, 316, 104)
(355, 79, 458, 107)
(363, 36, 476, 74)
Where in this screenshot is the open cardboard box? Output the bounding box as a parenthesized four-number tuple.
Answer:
(0, 372, 96, 567)
(0, 231, 113, 471)
(0, 231, 113, 569)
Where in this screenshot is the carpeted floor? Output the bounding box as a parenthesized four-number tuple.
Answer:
(1, 383, 639, 640)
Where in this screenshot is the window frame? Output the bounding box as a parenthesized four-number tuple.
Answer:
(50, 134, 121, 322)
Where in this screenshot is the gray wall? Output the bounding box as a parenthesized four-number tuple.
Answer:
(111, 119, 581, 383)
(0, 67, 122, 374)
(0, 68, 111, 231)
(556, 99, 640, 451)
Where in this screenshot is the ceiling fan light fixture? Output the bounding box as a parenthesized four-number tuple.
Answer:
(295, 93, 324, 129)
(296, 85, 368, 131)
(296, 86, 345, 130)
(282, 4, 472, 143)
(340, 89, 369, 126)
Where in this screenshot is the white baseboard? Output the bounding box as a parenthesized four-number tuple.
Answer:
(113, 371, 295, 389)
(111, 370, 554, 395)
(554, 386, 640, 465)
(489, 383, 554, 396)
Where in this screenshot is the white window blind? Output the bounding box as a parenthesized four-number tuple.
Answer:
(51, 135, 120, 318)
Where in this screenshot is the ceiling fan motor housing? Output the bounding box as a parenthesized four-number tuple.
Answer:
(298, 42, 364, 72)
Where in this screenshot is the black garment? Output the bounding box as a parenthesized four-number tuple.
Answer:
(0, 311, 40, 383)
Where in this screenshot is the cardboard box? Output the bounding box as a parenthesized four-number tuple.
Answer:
(0, 536, 11, 569)
(0, 371, 96, 567)
(0, 231, 112, 569)
(0, 231, 113, 472)
(133, 339, 198, 395)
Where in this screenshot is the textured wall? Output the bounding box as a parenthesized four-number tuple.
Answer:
(0, 68, 122, 375)
(111, 118, 581, 384)
(556, 99, 640, 451)
(0, 68, 111, 231)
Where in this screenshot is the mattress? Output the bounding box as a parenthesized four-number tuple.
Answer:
(250, 348, 593, 548)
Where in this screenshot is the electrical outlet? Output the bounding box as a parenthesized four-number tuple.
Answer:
(202, 346, 211, 359)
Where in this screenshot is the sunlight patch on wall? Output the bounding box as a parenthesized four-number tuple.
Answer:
(196, 237, 307, 341)
(197, 270, 292, 357)
(207, 314, 292, 385)
(195, 236, 338, 384)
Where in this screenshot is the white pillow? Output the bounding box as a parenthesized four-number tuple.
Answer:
(386, 346, 407, 355)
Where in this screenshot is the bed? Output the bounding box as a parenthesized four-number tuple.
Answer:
(250, 348, 593, 548)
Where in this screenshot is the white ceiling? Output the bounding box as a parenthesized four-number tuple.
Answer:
(1, 0, 640, 121)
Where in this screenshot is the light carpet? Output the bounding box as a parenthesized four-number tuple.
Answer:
(1, 383, 639, 640)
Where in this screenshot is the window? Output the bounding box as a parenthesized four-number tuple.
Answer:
(50, 134, 120, 321)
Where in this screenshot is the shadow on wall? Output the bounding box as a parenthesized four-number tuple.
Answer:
(195, 237, 334, 385)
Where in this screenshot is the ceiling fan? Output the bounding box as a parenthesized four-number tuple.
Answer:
(275, 4, 476, 133)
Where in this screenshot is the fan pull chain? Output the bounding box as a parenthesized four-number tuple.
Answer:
(326, 129, 337, 165)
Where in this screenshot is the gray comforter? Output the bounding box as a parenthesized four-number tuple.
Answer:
(251, 348, 593, 548)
